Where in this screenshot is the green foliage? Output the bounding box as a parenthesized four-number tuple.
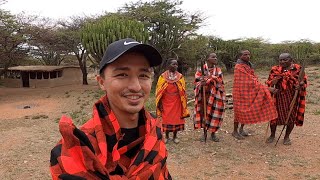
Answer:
(0, 10, 31, 75)
(144, 91, 156, 113)
(120, 0, 204, 77)
(81, 15, 148, 63)
(178, 35, 210, 70)
(29, 22, 71, 66)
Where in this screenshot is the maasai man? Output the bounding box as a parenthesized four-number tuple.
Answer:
(232, 50, 278, 140)
(156, 58, 190, 144)
(194, 53, 226, 142)
(50, 38, 172, 179)
(266, 53, 307, 145)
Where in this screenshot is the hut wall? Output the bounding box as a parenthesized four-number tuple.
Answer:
(1, 78, 21, 88)
(29, 68, 81, 88)
(1, 67, 82, 88)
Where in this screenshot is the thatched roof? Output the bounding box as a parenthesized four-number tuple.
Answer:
(8, 66, 79, 72)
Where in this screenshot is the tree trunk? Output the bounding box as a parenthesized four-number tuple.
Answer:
(225, 63, 233, 72)
(81, 59, 88, 85)
(76, 50, 88, 85)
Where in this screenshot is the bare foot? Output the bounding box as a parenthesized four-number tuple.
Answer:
(283, 138, 291, 145)
(266, 136, 275, 143)
(232, 131, 245, 140)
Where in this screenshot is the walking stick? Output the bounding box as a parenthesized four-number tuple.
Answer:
(200, 60, 208, 143)
(275, 65, 305, 146)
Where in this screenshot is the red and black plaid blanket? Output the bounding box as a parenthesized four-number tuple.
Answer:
(50, 95, 171, 180)
(233, 60, 277, 124)
(266, 64, 307, 126)
(193, 64, 226, 133)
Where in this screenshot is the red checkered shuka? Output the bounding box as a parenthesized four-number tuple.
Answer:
(162, 124, 185, 132)
(193, 64, 226, 133)
(233, 63, 277, 124)
(266, 64, 307, 126)
(50, 95, 172, 180)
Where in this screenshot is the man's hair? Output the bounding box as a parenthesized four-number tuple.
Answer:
(206, 52, 216, 60)
(166, 58, 177, 67)
(279, 53, 292, 60)
(236, 50, 249, 59)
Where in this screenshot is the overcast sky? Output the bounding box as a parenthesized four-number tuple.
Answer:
(2, 0, 319, 43)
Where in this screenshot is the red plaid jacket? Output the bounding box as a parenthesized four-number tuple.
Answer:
(50, 95, 171, 180)
(266, 64, 307, 126)
(233, 60, 277, 124)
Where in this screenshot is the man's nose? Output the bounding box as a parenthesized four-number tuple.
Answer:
(127, 77, 142, 92)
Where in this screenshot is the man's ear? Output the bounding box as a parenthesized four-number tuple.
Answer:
(96, 75, 106, 91)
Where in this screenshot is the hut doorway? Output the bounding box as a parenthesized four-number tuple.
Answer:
(21, 72, 30, 87)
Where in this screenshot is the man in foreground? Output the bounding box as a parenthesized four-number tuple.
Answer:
(50, 38, 172, 179)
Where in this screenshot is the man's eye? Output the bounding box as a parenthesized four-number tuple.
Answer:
(115, 73, 128, 77)
(140, 74, 150, 78)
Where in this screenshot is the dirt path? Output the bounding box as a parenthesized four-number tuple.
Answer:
(0, 67, 319, 179)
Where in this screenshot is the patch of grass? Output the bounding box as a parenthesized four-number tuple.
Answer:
(293, 173, 302, 178)
(306, 94, 320, 104)
(55, 118, 60, 123)
(304, 174, 320, 180)
(291, 158, 308, 168)
(265, 175, 276, 180)
(93, 90, 105, 99)
(31, 114, 49, 119)
(314, 110, 320, 115)
(313, 75, 320, 79)
(266, 154, 283, 169)
(69, 110, 90, 125)
(145, 92, 156, 112)
(70, 110, 81, 120)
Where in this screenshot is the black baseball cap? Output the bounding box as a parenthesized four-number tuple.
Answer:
(99, 38, 162, 73)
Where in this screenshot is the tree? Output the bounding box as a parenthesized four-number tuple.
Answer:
(58, 16, 94, 85)
(81, 15, 148, 64)
(120, 0, 204, 76)
(28, 19, 68, 66)
(177, 35, 210, 71)
(0, 10, 32, 75)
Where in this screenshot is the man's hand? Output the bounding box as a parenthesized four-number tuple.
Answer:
(268, 87, 279, 95)
(271, 76, 282, 86)
(295, 81, 305, 90)
(200, 77, 207, 86)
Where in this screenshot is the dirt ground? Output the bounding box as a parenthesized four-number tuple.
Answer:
(0, 66, 319, 180)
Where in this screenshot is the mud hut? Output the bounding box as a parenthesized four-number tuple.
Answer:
(1, 66, 82, 88)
